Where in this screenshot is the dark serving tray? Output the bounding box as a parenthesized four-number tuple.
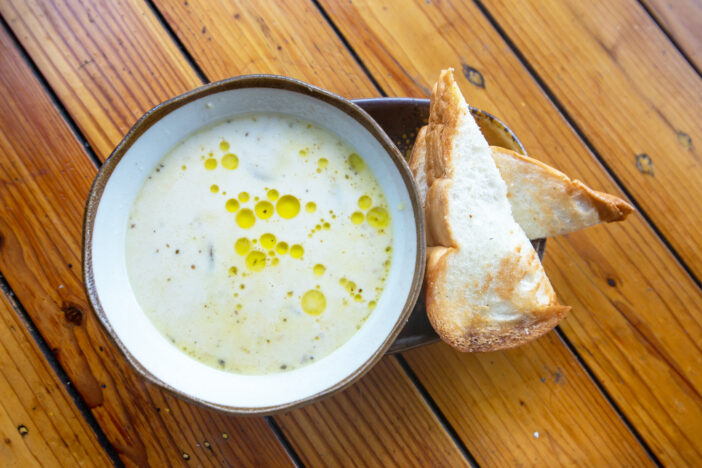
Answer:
(353, 98, 546, 353)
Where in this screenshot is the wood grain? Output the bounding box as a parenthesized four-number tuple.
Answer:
(147, 0, 658, 464)
(640, 0, 702, 71)
(0, 290, 111, 467)
(0, 0, 469, 465)
(1, 0, 202, 159)
(0, 24, 292, 467)
(406, 339, 649, 466)
(278, 357, 469, 467)
(156, 0, 375, 94)
(481, 0, 702, 279)
(316, 0, 702, 464)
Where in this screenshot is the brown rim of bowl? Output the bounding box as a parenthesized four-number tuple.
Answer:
(82, 74, 426, 415)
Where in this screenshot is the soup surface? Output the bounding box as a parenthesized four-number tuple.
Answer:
(126, 113, 392, 374)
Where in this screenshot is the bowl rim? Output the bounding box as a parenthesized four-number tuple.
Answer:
(82, 74, 426, 415)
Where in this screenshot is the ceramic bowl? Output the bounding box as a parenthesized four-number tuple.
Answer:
(83, 75, 425, 414)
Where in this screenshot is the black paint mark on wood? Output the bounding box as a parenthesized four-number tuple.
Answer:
(677, 131, 693, 150)
(635, 153, 654, 176)
(462, 64, 485, 88)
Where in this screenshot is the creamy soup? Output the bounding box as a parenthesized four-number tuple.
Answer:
(125, 113, 392, 374)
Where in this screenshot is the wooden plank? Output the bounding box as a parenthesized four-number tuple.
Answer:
(640, 0, 702, 71)
(316, 0, 702, 464)
(480, 0, 702, 279)
(0, 24, 292, 467)
(146, 0, 655, 464)
(405, 339, 646, 466)
(0, 290, 112, 466)
(0, 0, 469, 464)
(1, 0, 202, 159)
(278, 357, 469, 467)
(156, 0, 376, 94)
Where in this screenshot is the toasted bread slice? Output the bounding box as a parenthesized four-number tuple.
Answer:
(410, 127, 633, 239)
(423, 69, 569, 352)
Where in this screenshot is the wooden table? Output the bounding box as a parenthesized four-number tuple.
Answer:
(0, 0, 700, 465)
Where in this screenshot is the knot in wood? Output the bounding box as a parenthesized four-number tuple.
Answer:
(62, 303, 83, 325)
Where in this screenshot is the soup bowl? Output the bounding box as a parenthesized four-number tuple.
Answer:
(83, 75, 425, 414)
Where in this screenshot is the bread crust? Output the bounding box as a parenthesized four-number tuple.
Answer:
(410, 125, 634, 239)
(490, 146, 634, 227)
(424, 68, 569, 352)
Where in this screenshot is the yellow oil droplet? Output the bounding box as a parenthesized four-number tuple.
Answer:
(271, 257, 280, 266)
(238, 192, 249, 202)
(245, 251, 266, 272)
(345, 281, 356, 293)
(350, 211, 364, 224)
(236, 209, 255, 229)
(301, 290, 326, 316)
(181, 165, 187, 170)
(368, 301, 377, 310)
(276, 195, 300, 219)
(348, 153, 365, 171)
(354, 294, 363, 302)
(225, 198, 240, 212)
(339, 278, 347, 285)
(220, 140, 230, 151)
(318, 158, 328, 169)
(323, 222, 330, 230)
(290, 244, 304, 259)
(315, 224, 321, 231)
(260, 233, 277, 250)
(255, 201, 274, 219)
(305, 202, 316, 213)
(204, 158, 217, 170)
(221, 153, 239, 170)
(386, 246, 392, 253)
(210, 184, 219, 193)
(313, 264, 326, 276)
(299, 148, 309, 157)
(367, 206, 390, 228)
(267, 189, 279, 201)
(276, 242, 289, 255)
(228, 266, 238, 275)
(358, 195, 372, 210)
(235, 238, 250, 256)
(268, 250, 276, 256)
(236, 304, 242, 310)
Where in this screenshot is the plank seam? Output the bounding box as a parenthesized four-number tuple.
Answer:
(0, 272, 124, 467)
(144, 2, 315, 463)
(468, 2, 674, 463)
(312, 0, 673, 464)
(635, 0, 701, 77)
(265, 417, 306, 468)
(310, 2, 483, 465)
(471, 0, 702, 291)
(142, 0, 210, 84)
(554, 327, 662, 466)
(394, 355, 480, 467)
(0, 14, 103, 169)
(311, 0, 386, 96)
